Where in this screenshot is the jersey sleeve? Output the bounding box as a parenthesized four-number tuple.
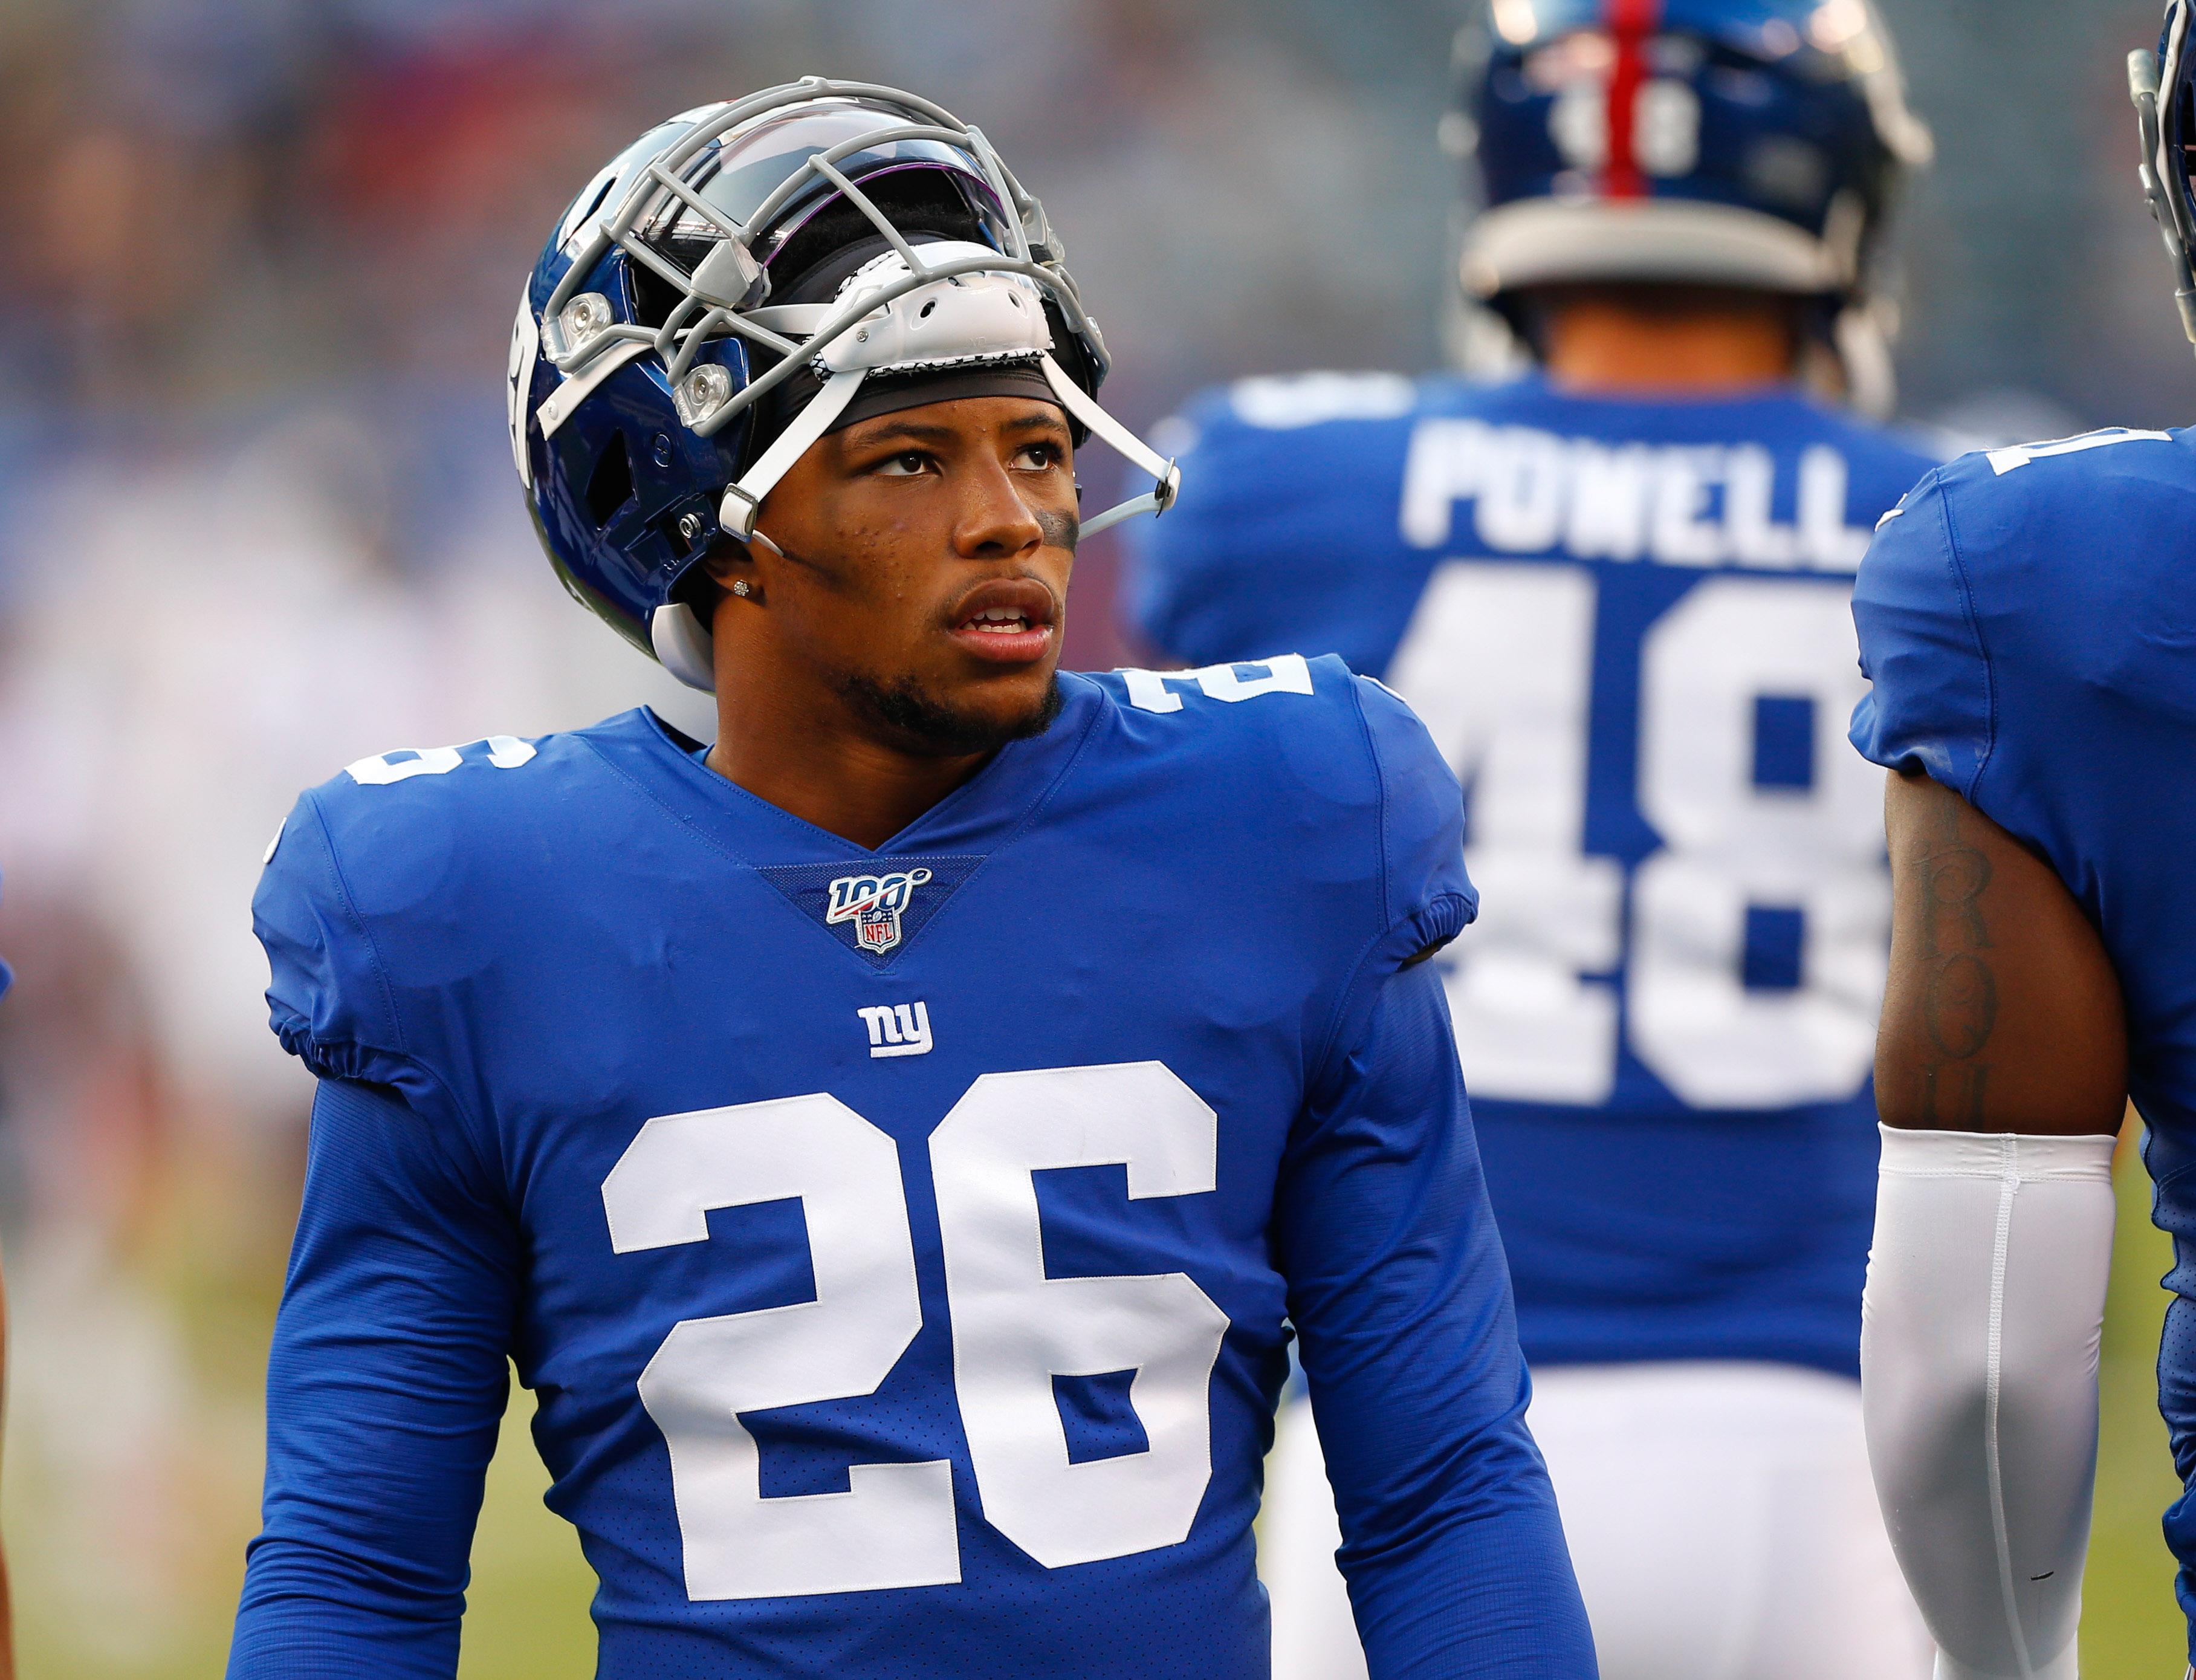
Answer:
(254, 788, 460, 1120)
(1847, 470, 1996, 800)
(1272, 679, 1582, 1678)
(228, 1077, 520, 1678)
(1315, 673, 1477, 1064)
(1275, 959, 1594, 1678)
(1122, 377, 1442, 673)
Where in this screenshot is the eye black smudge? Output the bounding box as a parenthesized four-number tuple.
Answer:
(1035, 508, 1080, 554)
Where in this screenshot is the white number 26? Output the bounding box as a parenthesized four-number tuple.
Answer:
(600, 1062, 1228, 1601)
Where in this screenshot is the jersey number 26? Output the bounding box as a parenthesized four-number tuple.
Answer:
(601, 1060, 1228, 1601)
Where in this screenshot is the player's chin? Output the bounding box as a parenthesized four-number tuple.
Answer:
(942, 663, 1064, 745)
(840, 663, 1064, 757)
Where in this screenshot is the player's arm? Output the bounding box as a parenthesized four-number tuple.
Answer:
(1277, 957, 1595, 1679)
(1862, 766, 2128, 1680)
(228, 1076, 519, 1679)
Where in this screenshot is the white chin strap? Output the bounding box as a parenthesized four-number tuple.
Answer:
(654, 247, 1179, 695)
(1040, 353, 1182, 537)
(714, 366, 868, 543)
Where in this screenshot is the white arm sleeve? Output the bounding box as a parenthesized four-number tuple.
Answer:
(1861, 1126, 2119, 1680)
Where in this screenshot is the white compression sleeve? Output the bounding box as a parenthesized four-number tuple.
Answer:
(1861, 1126, 2119, 1680)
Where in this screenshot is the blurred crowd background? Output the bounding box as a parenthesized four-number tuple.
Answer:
(0, 0, 2188, 1673)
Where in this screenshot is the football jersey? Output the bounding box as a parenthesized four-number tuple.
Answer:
(230, 661, 1595, 1678)
(1128, 371, 1940, 1377)
(1846, 424, 2196, 1633)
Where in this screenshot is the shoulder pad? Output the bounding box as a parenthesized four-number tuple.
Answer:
(1124, 375, 1442, 667)
(1848, 470, 1990, 797)
(1086, 655, 1474, 953)
(252, 719, 635, 1104)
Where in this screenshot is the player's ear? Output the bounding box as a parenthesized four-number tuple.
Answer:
(684, 537, 762, 620)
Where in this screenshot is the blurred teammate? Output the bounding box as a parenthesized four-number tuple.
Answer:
(225, 83, 1595, 1677)
(1126, 4, 1940, 1675)
(1850, 8, 2196, 1676)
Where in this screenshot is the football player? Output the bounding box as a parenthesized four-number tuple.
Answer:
(224, 82, 1598, 1678)
(1124, 4, 1941, 1676)
(1849, 7, 2196, 1676)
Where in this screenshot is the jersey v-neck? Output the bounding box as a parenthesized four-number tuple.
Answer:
(578, 672, 1108, 871)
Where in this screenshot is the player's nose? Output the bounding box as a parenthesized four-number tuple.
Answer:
(949, 454, 1046, 560)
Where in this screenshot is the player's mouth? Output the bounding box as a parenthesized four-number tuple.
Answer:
(944, 578, 1058, 666)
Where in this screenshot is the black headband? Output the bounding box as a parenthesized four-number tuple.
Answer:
(826, 360, 1063, 434)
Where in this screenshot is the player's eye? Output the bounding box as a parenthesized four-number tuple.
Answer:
(1012, 441, 1065, 472)
(873, 450, 933, 478)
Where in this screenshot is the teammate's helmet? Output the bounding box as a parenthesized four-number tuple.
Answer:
(509, 77, 1180, 692)
(2133, 2, 2196, 351)
(1451, 0, 1931, 408)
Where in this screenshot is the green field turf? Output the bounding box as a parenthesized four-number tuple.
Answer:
(2076, 1140, 2187, 1678)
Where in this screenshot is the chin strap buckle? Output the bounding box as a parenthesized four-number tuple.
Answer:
(717, 482, 762, 542)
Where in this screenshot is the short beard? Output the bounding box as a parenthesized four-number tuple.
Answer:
(836, 670, 1065, 757)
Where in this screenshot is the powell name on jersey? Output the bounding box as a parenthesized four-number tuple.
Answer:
(1128, 371, 1940, 1377)
(235, 658, 1590, 1679)
(1848, 425, 2196, 1625)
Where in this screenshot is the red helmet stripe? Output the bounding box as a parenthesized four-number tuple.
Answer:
(1602, 0, 1662, 201)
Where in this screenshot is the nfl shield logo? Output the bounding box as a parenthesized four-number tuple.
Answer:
(825, 867, 934, 957)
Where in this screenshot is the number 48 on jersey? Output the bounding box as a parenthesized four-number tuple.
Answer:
(1391, 563, 1887, 1111)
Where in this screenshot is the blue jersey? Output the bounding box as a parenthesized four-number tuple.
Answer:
(1128, 371, 1939, 1378)
(232, 662, 1595, 1679)
(1846, 424, 2196, 1638)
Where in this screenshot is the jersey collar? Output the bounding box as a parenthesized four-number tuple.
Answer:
(581, 672, 1106, 869)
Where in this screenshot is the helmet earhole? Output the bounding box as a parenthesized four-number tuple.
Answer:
(586, 433, 636, 530)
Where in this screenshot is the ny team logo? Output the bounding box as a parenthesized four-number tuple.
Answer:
(825, 867, 934, 955)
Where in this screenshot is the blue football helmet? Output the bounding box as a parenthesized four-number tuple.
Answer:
(2133, 2, 2196, 349)
(1449, 0, 1931, 410)
(508, 77, 1180, 692)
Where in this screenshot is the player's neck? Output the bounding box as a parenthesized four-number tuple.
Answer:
(1540, 296, 1798, 397)
(704, 676, 992, 852)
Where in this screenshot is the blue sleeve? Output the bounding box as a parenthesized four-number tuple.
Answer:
(1269, 674, 1589, 1676)
(229, 1077, 520, 1678)
(1277, 960, 1595, 1679)
(1346, 671, 1478, 973)
(1847, 470, 1996, 799)
(254, 792, 447, 1105)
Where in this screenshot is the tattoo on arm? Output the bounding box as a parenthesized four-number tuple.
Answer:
(1914, 796, 1999, 1127)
